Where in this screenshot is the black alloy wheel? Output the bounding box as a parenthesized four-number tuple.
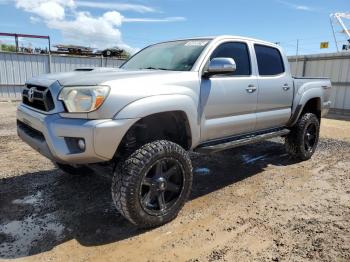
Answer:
(304, 122, 317, 153)
(140, 158, 184, 216)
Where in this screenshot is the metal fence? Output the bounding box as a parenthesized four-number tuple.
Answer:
(0, 51, 124, 100)
(1, 51, 350, 114)
(289, 52, 350, 114)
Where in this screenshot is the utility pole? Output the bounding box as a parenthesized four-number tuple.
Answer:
(295, 39, 299, 76)
(15, 34, 19, 52)
(48, 36, 52, 73)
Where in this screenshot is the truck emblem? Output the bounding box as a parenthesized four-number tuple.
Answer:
(28, 87, 36, 103)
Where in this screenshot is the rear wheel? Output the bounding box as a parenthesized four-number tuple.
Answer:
(112, 140, 193, 228)
(285, 113, 320, 161)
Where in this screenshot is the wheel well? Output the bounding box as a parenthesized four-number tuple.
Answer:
(301, 97, 321, 120)
(116, 111, 192, 158)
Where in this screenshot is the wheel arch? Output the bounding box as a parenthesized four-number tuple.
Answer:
(288, 94, 322, 127)
(114, 94, 200, 148)
(114, 110, 193, 159)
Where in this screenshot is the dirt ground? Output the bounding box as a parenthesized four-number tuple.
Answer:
(0, 102, 349, 262)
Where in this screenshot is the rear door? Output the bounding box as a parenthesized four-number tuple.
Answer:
(200, 41, 258, 141)
(254, 44, 293, 130)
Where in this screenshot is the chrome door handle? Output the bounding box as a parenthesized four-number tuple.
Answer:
(283, 84, 290, 91)
(246, 85, 257, 93)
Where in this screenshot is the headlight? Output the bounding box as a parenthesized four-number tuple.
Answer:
(58, 86, 110, 113)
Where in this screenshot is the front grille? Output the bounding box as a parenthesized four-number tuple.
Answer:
(22, 84, 55, 112)
(17, 120, 45, 142)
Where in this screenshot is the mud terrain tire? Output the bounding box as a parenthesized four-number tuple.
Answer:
(285, 113, 320, 161)
(112, 140, 193, 228)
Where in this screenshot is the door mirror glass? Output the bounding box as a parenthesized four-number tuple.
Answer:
(204, 57, 236, 77)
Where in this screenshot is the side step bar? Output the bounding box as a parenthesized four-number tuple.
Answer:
(195, 128, 290, 154)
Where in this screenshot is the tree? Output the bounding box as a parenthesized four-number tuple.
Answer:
(0, 44, 16, 52)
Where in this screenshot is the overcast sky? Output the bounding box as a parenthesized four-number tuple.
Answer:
(0, 0, 349, 55)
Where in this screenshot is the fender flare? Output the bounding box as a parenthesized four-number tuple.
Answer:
(288, 88, 323, 126)
(114, 94, 200, 148)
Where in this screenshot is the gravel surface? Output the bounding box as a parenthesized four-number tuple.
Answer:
(0, 102, 349, 262)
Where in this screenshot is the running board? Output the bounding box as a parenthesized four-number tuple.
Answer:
(195, 128, 290, 154)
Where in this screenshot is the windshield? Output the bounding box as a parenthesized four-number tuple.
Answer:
(122, 39, 210, 71)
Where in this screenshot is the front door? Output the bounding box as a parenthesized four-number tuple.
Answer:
(200, 41, 258, 142)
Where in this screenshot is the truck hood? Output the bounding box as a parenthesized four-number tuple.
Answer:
(29, 67, 187, 87)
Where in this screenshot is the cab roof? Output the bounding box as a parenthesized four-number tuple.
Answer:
(165, 35, 279, 49)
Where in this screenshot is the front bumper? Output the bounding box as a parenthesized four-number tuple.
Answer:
(17, 104, 138, 164)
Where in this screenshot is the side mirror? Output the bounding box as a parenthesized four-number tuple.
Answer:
(203, 57, 236, 77)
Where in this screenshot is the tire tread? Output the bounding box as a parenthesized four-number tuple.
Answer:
(285, 113, 320, 161)
(111, 140, 192, 228)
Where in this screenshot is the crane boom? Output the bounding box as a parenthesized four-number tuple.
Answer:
(330, 12, 350, 51)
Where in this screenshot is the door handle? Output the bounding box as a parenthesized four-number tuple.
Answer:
(246, 84, 257, 93)
(283, 84, 290, 91)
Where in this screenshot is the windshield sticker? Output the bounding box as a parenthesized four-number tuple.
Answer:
(185, 40, 209, 47)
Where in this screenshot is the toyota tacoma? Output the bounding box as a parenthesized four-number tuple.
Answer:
(17, 36, 332, 227)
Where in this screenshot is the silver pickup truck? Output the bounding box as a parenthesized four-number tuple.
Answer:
(17, 35, 332, 227)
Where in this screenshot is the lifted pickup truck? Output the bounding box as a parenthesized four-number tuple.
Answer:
(17, 36, 332, 227)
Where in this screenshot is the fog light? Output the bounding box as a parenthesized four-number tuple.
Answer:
(78, 139, 85, 151)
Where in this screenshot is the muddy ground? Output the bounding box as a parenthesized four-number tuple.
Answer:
(0, 102, 349, 262)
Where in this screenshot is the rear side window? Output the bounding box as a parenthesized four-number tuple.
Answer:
(210, 42, 251, 76)
(254, 44, 285, 76)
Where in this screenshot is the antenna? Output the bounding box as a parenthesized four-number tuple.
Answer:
(330, 12, 350, 52)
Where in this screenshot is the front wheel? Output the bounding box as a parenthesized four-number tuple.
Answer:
(285, 112, 320, 161)
(112, 140, 193, 228)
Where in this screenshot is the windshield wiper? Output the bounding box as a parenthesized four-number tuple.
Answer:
(141, 67, 171, 71)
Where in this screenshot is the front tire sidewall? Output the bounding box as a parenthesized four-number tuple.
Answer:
(112, 140, 192, 228)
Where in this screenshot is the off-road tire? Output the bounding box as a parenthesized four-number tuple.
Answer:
(56, 163, 93, 175)
(111, 140, 193, 228)
(285, 113, 320, 161)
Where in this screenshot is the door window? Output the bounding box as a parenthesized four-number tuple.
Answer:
(254, 44, 285, 76)
(210, 42, 251, 76)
